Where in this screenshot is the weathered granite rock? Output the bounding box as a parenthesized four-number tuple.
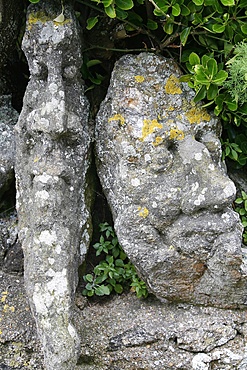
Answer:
(1, 271, 247, 369)
(95, 53, 247, 308)
(0, 96, 18, 202)
(15, 1, 92, 369)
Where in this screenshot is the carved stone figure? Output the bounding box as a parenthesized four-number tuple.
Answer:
(96, 53, 247, 308)
(15, 1, 92, 369)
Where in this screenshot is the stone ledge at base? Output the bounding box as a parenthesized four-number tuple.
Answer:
(1, 270, 247, 370)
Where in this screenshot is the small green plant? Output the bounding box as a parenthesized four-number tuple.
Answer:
(82, 222, 149, 298)
(235, 190, 247, 244)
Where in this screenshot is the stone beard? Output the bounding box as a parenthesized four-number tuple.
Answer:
(96, 53, 247, 309)
(15, 2, 91, 369)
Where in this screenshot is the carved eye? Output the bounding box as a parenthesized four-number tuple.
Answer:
(63, 65, 77, 79)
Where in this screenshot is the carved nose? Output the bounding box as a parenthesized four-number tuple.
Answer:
(179, 136, 236, 214)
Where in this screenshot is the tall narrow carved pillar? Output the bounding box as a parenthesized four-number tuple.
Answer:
(15, 1, 92, 368)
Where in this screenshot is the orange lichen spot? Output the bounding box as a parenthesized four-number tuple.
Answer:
(140, 119, 163, 141)
(153, 136, 163, 146)
(138, 207, 149, 218)
(169, 128, 185, 141)
(108, 114, 125, 125)
(134, 75, 145, 83)
(165, 75, 182, 95)
(186, 107, 211, 124)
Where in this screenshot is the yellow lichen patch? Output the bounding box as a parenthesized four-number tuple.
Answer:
(138, 207, 149, 218)
(1, 291, 8, 303)
(140, 119, 163, 141)
(186, 106, 211, 124)
(28, 11, 71, 30)
(165, 75, 182, 95)
(153, 136, 163, 146)
(168, 106, 175, 111)
(134, 75, 145, 83)
(108, 114, 125, 126)
(169, 128, 185, 141)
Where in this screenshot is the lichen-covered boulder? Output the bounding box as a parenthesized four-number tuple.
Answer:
(0, 95, 18, 202)
(95, 53, 247, 308)
(15, 1, 92, 369)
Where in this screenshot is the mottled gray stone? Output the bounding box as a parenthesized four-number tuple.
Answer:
(1, 272, 247, 370)
(15, 1, 92, 369)
(95, 53, 247, 308)
(0, 212, 23, 274)
(0, 96, 18, 200)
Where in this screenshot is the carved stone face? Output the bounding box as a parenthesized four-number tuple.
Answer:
(96, 53, 246, 307)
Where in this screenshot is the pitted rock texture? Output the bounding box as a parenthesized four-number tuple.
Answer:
(0, 96, 18, 201)
(95, 53, 247, 308)
(15, 1, 92, 369)
(1, 272, 247, 370)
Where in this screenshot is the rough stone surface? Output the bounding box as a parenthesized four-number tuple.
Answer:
(1, 272, 247, 370)
(95, 53, 247, 308)
(0, 96, 18, 202)
(15, 1, 92, 369)
(0, 212, 23, 274)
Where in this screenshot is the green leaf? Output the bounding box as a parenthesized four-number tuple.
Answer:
(29, 0, 40, 3)
(104, 4, 116, 18)
(212, 24, 226, 33)
(180, 27, 191, 46)
(114, 284, 124, 294)
(163, 22, 174, 35)
(86, 59, 102, 68)
(241, 24, 247, 35)
(189, 52, 200, 66)
(235, 198, 244, 204)
(231, 149, 238, 161)
(102, 0, 113, 6)
(86, 16, 99, 30)
(85, 274, 93, 282)
(192, 0, 204, 5)
(212, 70, 228, 85)
(220, 0, 235, 5)
(85, 283, 93, 290)
(95, 285, 111, 296)
(207, 84, 218, 100)
(207, 58, 218, 76)
(115, 0, 134, 10)
(172, 3, 181, 16)
(226, 100, 238, 111)
(147, 19, 158, 30)
(194, 85, 207, 102)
